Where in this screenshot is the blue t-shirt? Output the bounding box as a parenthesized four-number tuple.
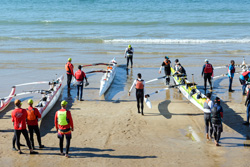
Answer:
(228, 65, 235, 78)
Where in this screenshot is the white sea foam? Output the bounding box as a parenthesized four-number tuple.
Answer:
(104, 39, 250, 44)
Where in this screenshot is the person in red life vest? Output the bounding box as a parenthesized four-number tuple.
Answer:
(11, 99, 38, 154)
(54, 100, 74, 158)
(239, 71, 250, 95)
(228, 60, 235, 92)
(65, 57, 74, 89)
(159, 56, 171, 85)
(201, 59, 214, 93)
(26, 99, 44, 149)
(74, 65, 88, 101)
(128, 73, 146, 115)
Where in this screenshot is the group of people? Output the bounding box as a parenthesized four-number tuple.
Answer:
(11, 98, 74, 157)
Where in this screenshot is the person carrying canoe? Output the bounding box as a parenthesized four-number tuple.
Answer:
(228, 60, 235, 92)
(26, 99, 44, 149)
(128, 73, 145, 115)
(124, 44, 134, 68)
(211, 97, 223, 146)
(243, 84, 250, 125)
(203, 93, 213, 140)
(159, 56, 171, 85)
(65, 58, 74, 89)
(11, 99, 38, 154)
(74, 65, 88, 101)
(54, 100, 74, 157)
(201, 59, 213, 92)
(173, 59, 186, 76)
(239, 71, 250, 95)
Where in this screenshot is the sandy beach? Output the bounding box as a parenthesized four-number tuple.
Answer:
(1, 90, 250, 167)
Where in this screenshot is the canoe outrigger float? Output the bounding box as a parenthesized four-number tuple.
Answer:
(99, 58, 117, 96)
(0, 75, 64, 118)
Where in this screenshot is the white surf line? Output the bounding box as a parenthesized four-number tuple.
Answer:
(188, 126, 201, 142)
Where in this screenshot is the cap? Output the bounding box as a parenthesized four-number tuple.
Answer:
(128, 45, 131, 48)
(165, 56, 169, 59)
(27, 99, 33, 104)
(205, 59, 208, 62)
(61, 100, 68, 106)
(68, 58, 72, 62)
(14, 99, 22, 106)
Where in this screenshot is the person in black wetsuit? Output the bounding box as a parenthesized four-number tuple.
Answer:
(128, 73, 145, 115)
(159, 56, 171, 85)
(201, 59, 213, 93)
(124, 44, 134, 68)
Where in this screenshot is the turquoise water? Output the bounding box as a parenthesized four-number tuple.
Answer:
(0, 0, 250, 101)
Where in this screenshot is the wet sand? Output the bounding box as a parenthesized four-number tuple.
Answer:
(1, 88, 250, 167)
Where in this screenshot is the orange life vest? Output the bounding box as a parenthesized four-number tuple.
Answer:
(164, 60, 171, 66)
(136, 79, 144, 89)
(65, 62, 73, 74)
(107, 66, 113, 70)
(27, 108, 36, 121)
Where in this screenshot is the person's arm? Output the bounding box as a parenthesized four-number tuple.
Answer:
(143, 80, 146, 94)
(128, 80, 137, 96)
(70, 64, 74, 76)
(124, 48, 128, 57)
(159, 62, 164, 73)
(35, 108, 41, 119)
(201, 65, 205, 76)
(67, 111, 74, 131)
(83, 72, 88, 82)
(54, 112, 58, 131)
(11, 111, 14, 122)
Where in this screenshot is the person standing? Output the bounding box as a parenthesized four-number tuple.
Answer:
(201, 59, 213, 92)
(211, 97, 223, 146)
(203, 93, 213, 140)
(239, 71, 250, 95)
(124, 44, 134, 68)
(65, 58, 74, 89)
(128, 73, 145, 115)
(11, 99, 38, 154)
(243, 85, 250, 125)
(228, 60, 235, 92)
(159, 56, 171, 85)
(55, 100, 74, 157)
(74, 65, 88, 101)
(26, 99, 44, 149)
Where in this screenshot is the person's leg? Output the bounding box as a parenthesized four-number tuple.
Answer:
(229, 77, 232, 90)
(247, 103, 250, 123)
(65, 134, 71, 157)
(76, 85, 80, 99)
(140, 94, 144, 115)
(58, 134, 64, 154)
(243, 84, 247, 95)
(209, 117, 213, 139)
(34, 126, 43, 147)
(12, 133, 16, 149)
(204, 114, 209, 139)
(22, 129, 32, 150)
(213, 124, 217, 142)
(130, 56, 133, 68)
(136, 91, 140, 113)
(204, 74, 208, 90)
(80, 84, 83, 100)
(217, 124, 222, 143)
(28, 125, 35, 149)
(126, 57, 129, 68)
(208, 74, 212, 89)
(15, 130, 21, 151)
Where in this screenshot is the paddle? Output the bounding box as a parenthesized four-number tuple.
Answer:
(82, 63, 113, 67)
(145, 76, 166, 84)
(86, 70, 111, 74)
(1, 90, 47, 100)
(15, 81, 50, 87)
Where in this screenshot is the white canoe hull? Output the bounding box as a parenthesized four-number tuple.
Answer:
(0, 87, 16, 112)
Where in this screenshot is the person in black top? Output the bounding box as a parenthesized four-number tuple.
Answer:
(159, 56, 171, 85)
(201, 59, 213, 93)
(243, 85, 250, 125)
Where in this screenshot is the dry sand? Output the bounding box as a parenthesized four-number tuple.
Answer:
(1, 95, 250, 167)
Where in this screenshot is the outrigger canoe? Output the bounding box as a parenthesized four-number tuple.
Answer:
(0, 86, 16, 112)
(99, 58, 117, 96)
(171, 67, 206, 111)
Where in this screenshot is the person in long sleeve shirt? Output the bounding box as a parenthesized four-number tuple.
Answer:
(228, 60, 235, 92)
(159, 56, 171, 85)
(201, 59, 214, 93)
(124, 45, 134, 68)
(128, 73, 145, 115)
(54, 100, 74, 157)
(65, 58, 74, 89)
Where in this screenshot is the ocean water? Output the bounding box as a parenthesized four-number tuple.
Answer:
(0, 0, 250, 102)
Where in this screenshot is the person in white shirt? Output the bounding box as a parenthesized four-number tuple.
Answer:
(128, 73, 145, 115)
(203, 93, 214, 140)
(124, 44, 134, 68)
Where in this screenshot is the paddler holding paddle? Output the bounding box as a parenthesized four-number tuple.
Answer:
(159, 56, 171, 85)
(128, 73, 145, 115)
(65, 58, 74, 89)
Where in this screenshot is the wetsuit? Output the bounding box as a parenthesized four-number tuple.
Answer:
(12, 108, 32, 151)
(174, 63, 186, 76)
(201, 63, 213, 91)
(55, 109, 74, 155)
(245, 91, 250, 123)
(203, 99, 213, 138)
(239, 71, 250, 95)
(26, 106, 43, 149)
(129, 79, 145, 115)
(228, 64, 235, 91)
(74, 69, 87, 100)
(124, 47, 134, 68)
(211, 104, 223, 144)
(65, 62, 74, 88)
(160, 59, 171, 85)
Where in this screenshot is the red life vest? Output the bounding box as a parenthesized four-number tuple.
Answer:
(228, 64, 235, 73)
(65, 62, 73, 74)
(242, 71, 250, 80)
(204, 63, 213, 73)
(75, 70, 85, 82)
(164, 60, 171, 66)
(27, 108, 36, 121)
(136, 79, 144, 89)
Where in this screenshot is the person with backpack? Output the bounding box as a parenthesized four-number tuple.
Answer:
(74, 65, 88, 101)
(124, 44, 134, 68)
(203, 93, 213, 140)
(211, 97, 223, 146)
(54, 100, 74, 158)
(26, 99, 44, 149)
